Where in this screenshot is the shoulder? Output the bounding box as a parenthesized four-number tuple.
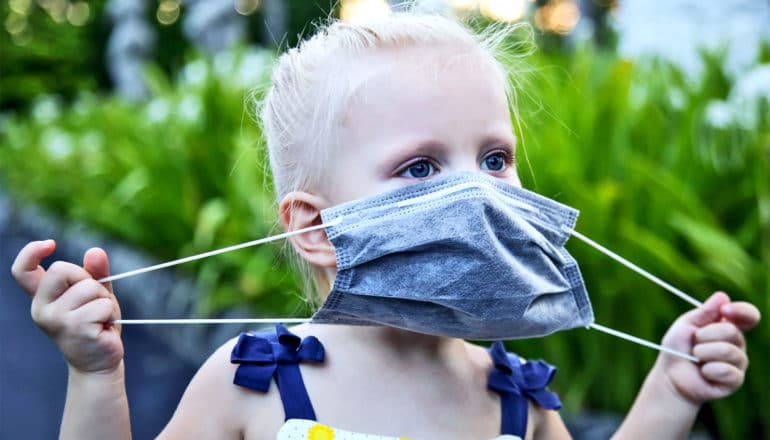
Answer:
(158, 333, 285, 440)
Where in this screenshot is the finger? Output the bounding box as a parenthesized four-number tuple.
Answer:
(110, 294, 122, 325)
(679, 291, 730, 327)
(35, 261, 92, 304)
(692, 342, 748, 370)
(53, 278, 112, 312)
(10, 240, 56, 296)
(720, 301, 761, 332)
(71, 297, 119, 327)
(83, 247, 113, 294)
(701, 362, 744, 389)
(695, 322, 745, 348)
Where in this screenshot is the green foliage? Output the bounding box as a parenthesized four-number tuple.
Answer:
(505, 47, 770, 439)
(1, 44, 768, 438)
(1, 0, 339, 111)
(0, 0, 109, 110)
(0, 49, 311, 317)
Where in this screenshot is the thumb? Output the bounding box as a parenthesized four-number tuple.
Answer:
(681, 291, 730, 327)
(83, 247, 113, 294)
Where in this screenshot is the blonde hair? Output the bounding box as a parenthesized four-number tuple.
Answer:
(255, 10, 534, 305)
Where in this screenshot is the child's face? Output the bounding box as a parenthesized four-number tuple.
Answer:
(323, 46, 520, 205)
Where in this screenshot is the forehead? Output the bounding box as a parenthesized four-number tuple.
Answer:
(334, 45, 513, 148)
(341, 44, 510, 119)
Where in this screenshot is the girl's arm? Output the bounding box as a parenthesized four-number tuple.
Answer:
(13, 241, 279, 439)
(62, 363, 131, 439)
(613, 292, 760, 439)
(11, 241, 130, 439)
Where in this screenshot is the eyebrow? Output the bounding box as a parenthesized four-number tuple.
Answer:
(475, 136, 517, 161)
(481, 135, 516, 148)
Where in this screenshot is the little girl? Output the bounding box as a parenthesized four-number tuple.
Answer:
(11, 12, 760, 440)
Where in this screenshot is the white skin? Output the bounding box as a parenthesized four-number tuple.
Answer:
(11, 45, 761, 439)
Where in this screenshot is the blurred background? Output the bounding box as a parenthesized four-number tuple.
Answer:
(0, 0, 768, 438)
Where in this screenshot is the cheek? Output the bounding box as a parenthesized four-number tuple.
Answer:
(322, 164, 382, 205)
(506, 169, 522, 188)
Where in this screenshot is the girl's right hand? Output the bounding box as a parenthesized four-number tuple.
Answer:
(11, 240, 124, 374)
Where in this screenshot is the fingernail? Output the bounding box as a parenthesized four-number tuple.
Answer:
(722, 304, 733, 315)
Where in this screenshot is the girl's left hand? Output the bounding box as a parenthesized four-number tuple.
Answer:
(657, 291, 760, 404)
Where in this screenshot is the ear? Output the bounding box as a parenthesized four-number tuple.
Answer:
(279, 191, 337, 268)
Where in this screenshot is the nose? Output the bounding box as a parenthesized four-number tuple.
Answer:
(446, 154, 522, 188)
(449, 152, 482, 173)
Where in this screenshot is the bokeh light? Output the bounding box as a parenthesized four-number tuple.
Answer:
(479, 0, 527, 23)
(5, 12, 28, 35)
(46, 0, 67, 23)
(9, 0, 33, 15)
(339, 0, 391, 25)
(535, 0, 581, 35)
(234, 0, 261, 16)
(157, 0, 181, 26)
(66, 2, 90, 26)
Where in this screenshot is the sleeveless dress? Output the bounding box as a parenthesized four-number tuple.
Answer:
(230, 324, 561, 440)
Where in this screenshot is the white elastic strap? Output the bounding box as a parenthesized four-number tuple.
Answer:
(564, 227, 703, 308)
(589, 323, 699, 362)
(98, 217, 343, 283)
(114, 318, 312, 325)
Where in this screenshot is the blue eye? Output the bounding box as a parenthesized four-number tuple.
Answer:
(402, 160, 435, 178)
(481, 152, 507, 171)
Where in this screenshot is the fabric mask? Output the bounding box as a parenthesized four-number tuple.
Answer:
(107, 173, 701, 361)
(311, 172, 594, 340)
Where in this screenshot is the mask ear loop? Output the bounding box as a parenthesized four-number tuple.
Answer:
(100, 217, 343, 284)
(115, 318, 312, 325)
(104, 217, 343, 325)
(560, 225, 702, 363)
(563, 226, 702, 307)
(587, 323, 699, 362)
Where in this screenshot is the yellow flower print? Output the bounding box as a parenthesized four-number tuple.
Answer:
(308, 423, 335, 440)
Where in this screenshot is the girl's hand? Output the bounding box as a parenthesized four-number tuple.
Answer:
(657, 291, 760, 404)
(11, 240, 124, 374)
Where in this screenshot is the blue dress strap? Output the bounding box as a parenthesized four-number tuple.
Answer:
(230, 324, 325, 421)
(487, 341, 562, 437)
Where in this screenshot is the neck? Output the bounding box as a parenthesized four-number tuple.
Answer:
(322, 324, 468, 363)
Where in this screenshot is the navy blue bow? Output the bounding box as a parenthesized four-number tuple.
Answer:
(487, 341, 561, 410)
(487, 341, 561, 436)
(231, 324, 325, 393)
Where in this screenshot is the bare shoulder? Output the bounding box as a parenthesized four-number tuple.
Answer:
(462, 340, 495, 369)
(157, 335, 285, 440)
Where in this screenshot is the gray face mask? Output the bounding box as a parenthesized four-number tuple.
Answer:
(107, 173, 701, 361)
(312, 172, 594, 340)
